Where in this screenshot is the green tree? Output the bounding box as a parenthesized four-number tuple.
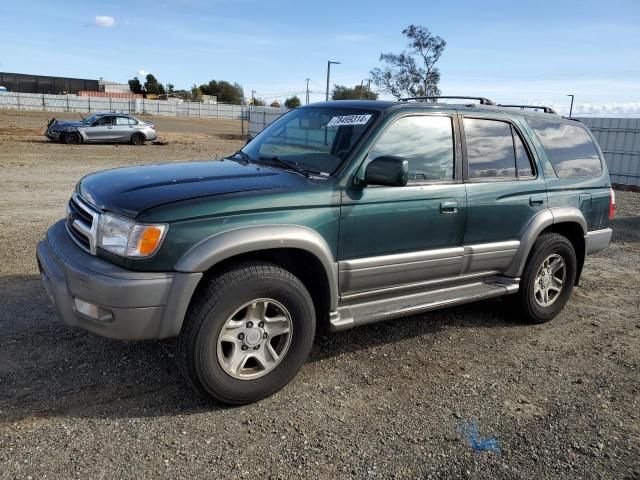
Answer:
(252, 98, 266, 106)
(128, 77, 143, 94)
(332, 84, 378, 100)
(166, 83, 175, 94)
(270, 100, 281, 108)
(144, 74, 165, 95)
(370, 24, 446, 99)
(284, 96, 301, 109)
(196, 80, 244, 104)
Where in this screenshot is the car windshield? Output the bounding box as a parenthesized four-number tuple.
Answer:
(242, 107, 379, 175)
(82, 114, 102, 125)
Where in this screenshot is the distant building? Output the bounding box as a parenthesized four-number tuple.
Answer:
(0, 72, 99, 94)
(99, 80, 132, 94)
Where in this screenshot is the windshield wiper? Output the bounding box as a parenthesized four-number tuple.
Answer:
(258, 155, 313, 177)
(231, 150, 252, 165)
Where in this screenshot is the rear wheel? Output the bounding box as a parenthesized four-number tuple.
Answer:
(65, 132, 82, 144)
(130, 132, 145, 145)
(514, 233, 577, 323)
(177, 262, 316, 405)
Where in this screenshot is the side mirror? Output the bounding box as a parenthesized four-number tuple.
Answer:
(364, 155, 409, 187)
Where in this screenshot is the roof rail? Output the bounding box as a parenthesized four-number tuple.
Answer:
(401, 96, 496, 105)
(498, 104, 557, 114)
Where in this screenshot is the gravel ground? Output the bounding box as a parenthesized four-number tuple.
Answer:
(0, 110, 638, 479)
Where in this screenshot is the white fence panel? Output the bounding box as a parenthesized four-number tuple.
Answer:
(0, 92, 249, 121)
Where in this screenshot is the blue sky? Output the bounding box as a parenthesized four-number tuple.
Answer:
(1, 0, 639, 115)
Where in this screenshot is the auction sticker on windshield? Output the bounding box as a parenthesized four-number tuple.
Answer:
(326, 114, 372, 127)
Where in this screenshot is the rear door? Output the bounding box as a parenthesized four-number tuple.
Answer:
(461, 114, 547, 274)
(112, 116, 136, 142)
(338, 112, 467, 295)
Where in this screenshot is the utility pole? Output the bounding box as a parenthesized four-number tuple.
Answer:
(367, 78, 371, 99)
(359, 79, 364, 99)
(325, 60, 341, 101)
(567, 94, 575, 117)
(305, 78, 310, 105)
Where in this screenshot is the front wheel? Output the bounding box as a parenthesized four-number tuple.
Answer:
(514, 233, 577, 324)
(177, 262, 316, 405)
(65, 132, 82, 144)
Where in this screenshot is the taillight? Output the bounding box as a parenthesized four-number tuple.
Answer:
(609, 188, 616, 220)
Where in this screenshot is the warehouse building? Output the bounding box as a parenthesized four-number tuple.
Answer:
(0, 72, 99, 94)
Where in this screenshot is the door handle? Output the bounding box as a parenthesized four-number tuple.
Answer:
(440, 202, 458, 214)
(529, 196, 545, 206)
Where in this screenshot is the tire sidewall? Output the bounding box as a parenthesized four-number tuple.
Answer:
(131, 133, 145, 145)
(523, 236, 577, 322)
(194, 273, 315, 403)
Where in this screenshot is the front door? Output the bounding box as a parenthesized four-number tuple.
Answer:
(83, 115, 116, 141)
(338, 113, 467, 296)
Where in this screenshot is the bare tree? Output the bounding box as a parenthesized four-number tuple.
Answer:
(370, 25, 446, 99)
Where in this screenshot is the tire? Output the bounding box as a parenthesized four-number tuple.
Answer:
(130, 132, 145, 145)
(65, 132, 82, 144)
(177, 262, 316, 405)
(513, 233, 577, 324)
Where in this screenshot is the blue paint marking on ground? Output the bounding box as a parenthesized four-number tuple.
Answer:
(457, 419, 501, 455)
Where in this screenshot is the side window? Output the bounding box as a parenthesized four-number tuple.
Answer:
(513, 127, 534, 177)
(369, 116, 454, 182)
(128, 117, 138, 125)
(95, 116, 113, 126)
(528, 119, 602, 178)
(464, 118, 516, 178)
(115, 117, 130, 125)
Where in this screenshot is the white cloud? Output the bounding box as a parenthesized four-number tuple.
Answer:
(137, 69, 148, 77)
(336, 33, 371, 43)
(95, 16, 115, 28)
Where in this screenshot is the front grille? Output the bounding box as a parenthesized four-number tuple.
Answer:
(66, 194, 99, 254)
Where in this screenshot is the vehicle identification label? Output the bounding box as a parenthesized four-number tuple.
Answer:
(326, 114, 372, 127)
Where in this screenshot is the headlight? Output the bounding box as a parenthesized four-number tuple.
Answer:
(97, 213, 167, 258)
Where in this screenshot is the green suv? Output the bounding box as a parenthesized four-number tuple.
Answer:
(37, 97, 615, 404)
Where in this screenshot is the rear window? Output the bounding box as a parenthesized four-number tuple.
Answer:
(528, 119, 602, 178)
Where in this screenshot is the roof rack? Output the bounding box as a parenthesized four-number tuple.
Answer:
(498, 104, 557, 114)
(401, 96, 496, 105)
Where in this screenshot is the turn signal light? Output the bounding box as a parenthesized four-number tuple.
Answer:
(126, 224, 167, 257)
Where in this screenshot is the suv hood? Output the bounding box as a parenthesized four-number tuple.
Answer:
(78, 159, 309, 218)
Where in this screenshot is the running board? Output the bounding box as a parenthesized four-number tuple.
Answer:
(329, 280, 519, 331)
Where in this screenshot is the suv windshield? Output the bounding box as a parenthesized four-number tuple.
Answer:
(242, 107, 379, 175)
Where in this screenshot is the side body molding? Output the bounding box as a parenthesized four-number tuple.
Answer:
(505, 207, 587, 277)
(175, 225, 339, 310)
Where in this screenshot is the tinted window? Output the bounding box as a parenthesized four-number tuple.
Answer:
(464, 118, 516, 178)
(369, 116, 454, 182)
(513, 128, 534, 177)
(528, 119, 602, 178)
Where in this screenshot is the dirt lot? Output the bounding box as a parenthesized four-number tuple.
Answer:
(0, 110, 638, 479)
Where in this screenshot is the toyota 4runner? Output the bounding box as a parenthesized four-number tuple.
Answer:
(37, 97, 615, 404)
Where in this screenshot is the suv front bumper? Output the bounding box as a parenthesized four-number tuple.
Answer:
(36, 220, 202, 340)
